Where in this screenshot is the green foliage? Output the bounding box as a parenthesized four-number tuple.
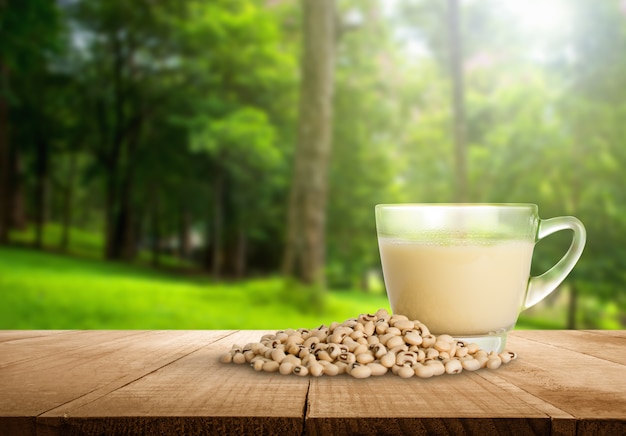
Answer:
(2, 0, 625, 329)
(0, 247, 390, 329)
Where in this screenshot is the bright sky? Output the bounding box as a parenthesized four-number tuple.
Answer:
(383, 0, 577, 63)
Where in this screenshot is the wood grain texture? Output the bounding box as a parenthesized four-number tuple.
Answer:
(0, 330, 624, 436)
(0, 330, 233, 436)
(38, 330, 309, 436)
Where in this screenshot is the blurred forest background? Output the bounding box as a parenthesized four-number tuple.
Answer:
(0, 0, 624, 329)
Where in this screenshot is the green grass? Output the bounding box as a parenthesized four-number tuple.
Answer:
(1, 244, 618, 331)
(0, 246, 390, 329)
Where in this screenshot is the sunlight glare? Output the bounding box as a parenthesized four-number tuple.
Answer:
(504, 0, 574, 36)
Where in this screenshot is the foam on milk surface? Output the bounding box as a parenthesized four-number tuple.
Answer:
(379, 238, 534, 336)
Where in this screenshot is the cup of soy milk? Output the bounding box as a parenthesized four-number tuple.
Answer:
(375, 204, 586, 352)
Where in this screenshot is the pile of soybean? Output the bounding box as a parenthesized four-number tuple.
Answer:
(219, 308, 517, 379)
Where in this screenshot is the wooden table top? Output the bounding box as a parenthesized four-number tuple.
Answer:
(0, 330, 625, 435)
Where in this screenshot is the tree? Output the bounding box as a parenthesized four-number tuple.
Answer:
(283, 0, 336, 287)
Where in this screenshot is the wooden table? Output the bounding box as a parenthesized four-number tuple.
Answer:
(1, 330, 625, 435)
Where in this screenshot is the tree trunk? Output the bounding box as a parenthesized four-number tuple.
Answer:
(10, 148, 26, 230)
(60, 151, 77, 251)
(0, 62, 9, 244)
(178, 204, 191, 260)
(235, 225, 246, 279)
(282, 0, 336, 286)
(567, 285, 578, 329)
(151, 186, 161, 268)
(212, 165, 224, 280)
(34, 137, 49, 249)
(447, 0, 468, 202)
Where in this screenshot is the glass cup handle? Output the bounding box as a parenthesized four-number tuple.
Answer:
(524, 216, 586, 310)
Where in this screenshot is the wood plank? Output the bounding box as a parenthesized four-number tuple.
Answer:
(0, 330, 149, 367)
(0, 330, 72, 344)
(499, 333, 626, 430)
(305, 364, 552, 435)
(0, 330, 233, 436)
(38, 330, 309, 436)
(512, 330, 626, 366)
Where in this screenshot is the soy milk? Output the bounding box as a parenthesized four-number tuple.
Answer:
(378, 238, 534, 335)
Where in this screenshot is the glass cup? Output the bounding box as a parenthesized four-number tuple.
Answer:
(375, 203, 586, 352)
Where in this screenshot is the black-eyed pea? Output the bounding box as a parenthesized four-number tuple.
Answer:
(338, 352, 356, 365)
(397, 363, 414, 379)
(389, 314, 410, 326)
(487, 357, 502, 370)
(380, 351, 396, 368)
(386, 327, 402, 336)
(263, 360, 280, 372)
(335, 361, 349, 374)
(243, 350, 256, 362)
(303, 336, 320, 351)
(425, 359, 445, 376)
(284, 335, 303, 348)
(438, 351, 450, 360)
(499, 352, 512, 364)
(476, 355, 489, 368)
(415, 322, 430, 337)
(323, 363, 340, 376)
(467, 343, 480, 354)
(309, 363, 324, 377)
(378, 333, 394, 346)
(366, 335, 380, 346)
(349, 363, 372, 379)
(386, 335, 405, 349)
(375, 308, 390, 320)
(375, 322, 389, 335)
(367, 362, 388, 376)
(301, 354, 316, 367)
(394, 319, 415, 331)
(353, 344, 369, 356)
(315, 349, 332, 362)
(389, 344, 409, 355)
(461, 358, 481, 371)
(434, 339, 451, 353)
(288, 343, 302, 356)
(358, 313, 377, 324)
(328, 332, 345, 344)
(292, 365, 309, 376)
(370, 343, 387, 359)
(275, 332, 289, 343)
(391, 364, 402, 376)
(327, 344, 341, 359)
(356, 352, 375, 364)
(342, 337, 359, 352)
(271, 348, 286, 363)
(445, 359, 463, 374)
(421, 334, 436, 348)
(250, 343, 266, 354)
(363, 320, 375, 337)
(414, 363, 434, 379)
(356, 337, 369, 346)
(396, 351, 418, 366)
(232, 352, 247, 364)
(455, 347, 469, 358)
(252, 359, 267, 372)
(425, 348, 439, 360)
(279, 361, 294, 375)
(283, 354, 301, 366)
(404, 331, 423, 346)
